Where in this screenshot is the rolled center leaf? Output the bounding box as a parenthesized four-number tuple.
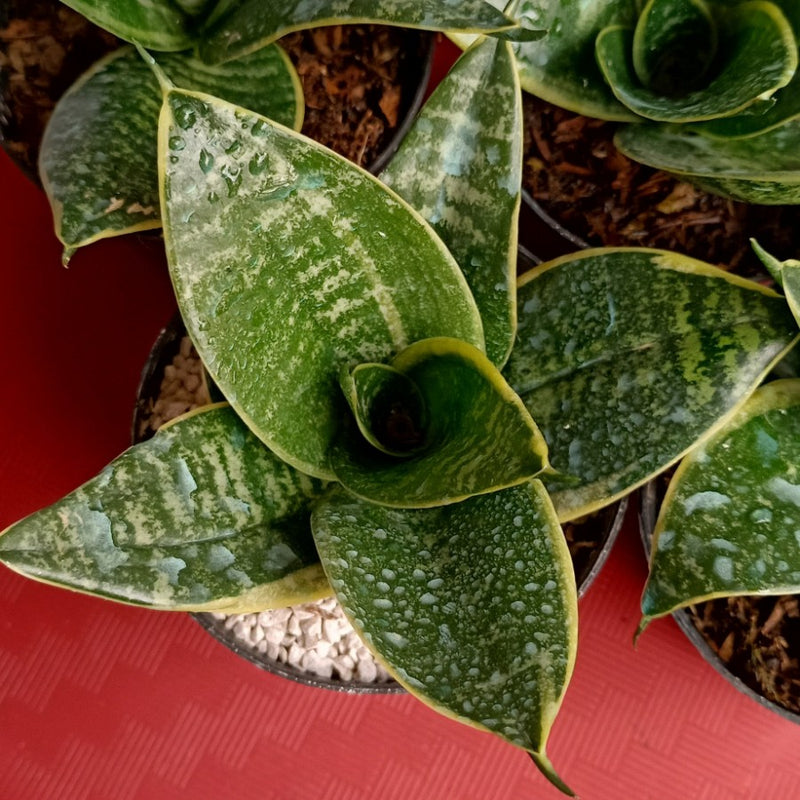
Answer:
(329, 337, 549, 509)
(632, 0, 717, 96)
(339, 362, 429, 457)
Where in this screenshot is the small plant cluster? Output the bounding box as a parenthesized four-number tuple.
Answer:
(3, 0, 800, 795)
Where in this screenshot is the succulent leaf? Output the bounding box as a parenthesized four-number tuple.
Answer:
(640, 379, 800, 628)
(503, 248, 800, 520)
(450, 0, 640, 121)
(159, 88, 484, 480)
(312, 480, 576, 792)
(0, 406, 329, 611)
(614, 119, 800, 204)
(60, 0, 194, 51)
(631, 0, 717, 96)
(39, 45, 302, 258)
(751, 241, 800, 326)
(198, 0, 534, 64)
(596, 2, 797, 123)
(330, 338, 549, 508)
(381, 34, 521, 368)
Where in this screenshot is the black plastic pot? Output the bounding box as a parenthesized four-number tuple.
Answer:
(0, 0, 434, 183)
(639, 480, 800, 724)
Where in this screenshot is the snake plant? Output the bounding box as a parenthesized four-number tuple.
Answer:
(641, 248, 800, 634)
(456, 0, 800, 204)
(38, 0, 538, 260)
(3, 4, 800, 795)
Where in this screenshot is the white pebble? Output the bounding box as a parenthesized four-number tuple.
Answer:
(356, 659, 377, 683)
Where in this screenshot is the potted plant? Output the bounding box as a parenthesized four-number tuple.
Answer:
(2, 3, 799, 796)
(640, 246, 800, 718)
(452, 0, 800, 272)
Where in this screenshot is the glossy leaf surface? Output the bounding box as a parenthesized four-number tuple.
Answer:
(381, 35, 521, 368)
(160, 89, 484, 480)
(339, 362, 428, 458)
(40, 45, 302, 257)
(596, 2, 797, 122)
(330, 338, 549, 508)
(0, 406, 329, 611)
(198, 0, 530, 64)
(615, 120, 800, 204)
(312, 480, 576, 793)
(641, 380, 800, 626)
(503, 248, 799, 520)
(61, 0, 193, 50)
(752, 242, 800, 327)
(451, 0, 640, 121)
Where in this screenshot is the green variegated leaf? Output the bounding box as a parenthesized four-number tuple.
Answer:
(198, 0, 534, 64)
(0, 405, 329, 611)
(692, 0, 800, 138)
(615, 120, 800, 204)
(339, 362, 428, 457)
(40, 45, 302, 259)
(312, 481, 576, 795)
(503, 248, 799, 521)
(160, 89, 485, 480)
(751, 241, 800, 327)
(61, 0, 193, 51)
(631, 0, 717, 95)
(381, 34, 521, 368)
(174, 0, 216, 16)
(330, 338, 549, 508)
(596, 2, 797, 122)
(450, 0, 640, 121)
(640, 380, 800, 629)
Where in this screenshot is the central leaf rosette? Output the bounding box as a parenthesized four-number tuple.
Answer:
(595, 0, 797, 123)
(331, 337, 550, 508)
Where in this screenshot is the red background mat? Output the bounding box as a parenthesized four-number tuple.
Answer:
(3, 95, 800, 799)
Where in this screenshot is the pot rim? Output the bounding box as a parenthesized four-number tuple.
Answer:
(639, 480, 800, 725)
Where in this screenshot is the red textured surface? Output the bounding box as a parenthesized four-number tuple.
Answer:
(3, 142, 800, 800)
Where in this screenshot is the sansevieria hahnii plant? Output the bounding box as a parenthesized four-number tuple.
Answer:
(640, 248, 800, 637)
(455, 0, 800, 204)
(3, 5, 800, 796)
(38, 0, 542, 261)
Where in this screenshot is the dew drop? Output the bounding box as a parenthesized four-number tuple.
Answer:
(199, 149, 215, 174)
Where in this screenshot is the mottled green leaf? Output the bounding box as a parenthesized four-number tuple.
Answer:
(640, 380, 800, 628)
(312, 480, 576, 794)
(692, 0, 800, 137)
(330, 338, 549, 508)
(198, 0, 532, 64)
(0, 406, 329, 611)
(614, 120, 800, 204)
(160, 89, 484, 480)
(40, 45, 302, 258)
(451, 0, 640, 121)
(596, 3, 797, 122)
(503, 248, 800, 520)
(751, 241, 800, 327)
(339, 362, 428, 457)
(381, 35, 521, 368)
(692, 77, 800, 139)
(631, 0, 717, 96)
(174, 0, 216, 16)
(61, 0, 194, 51)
